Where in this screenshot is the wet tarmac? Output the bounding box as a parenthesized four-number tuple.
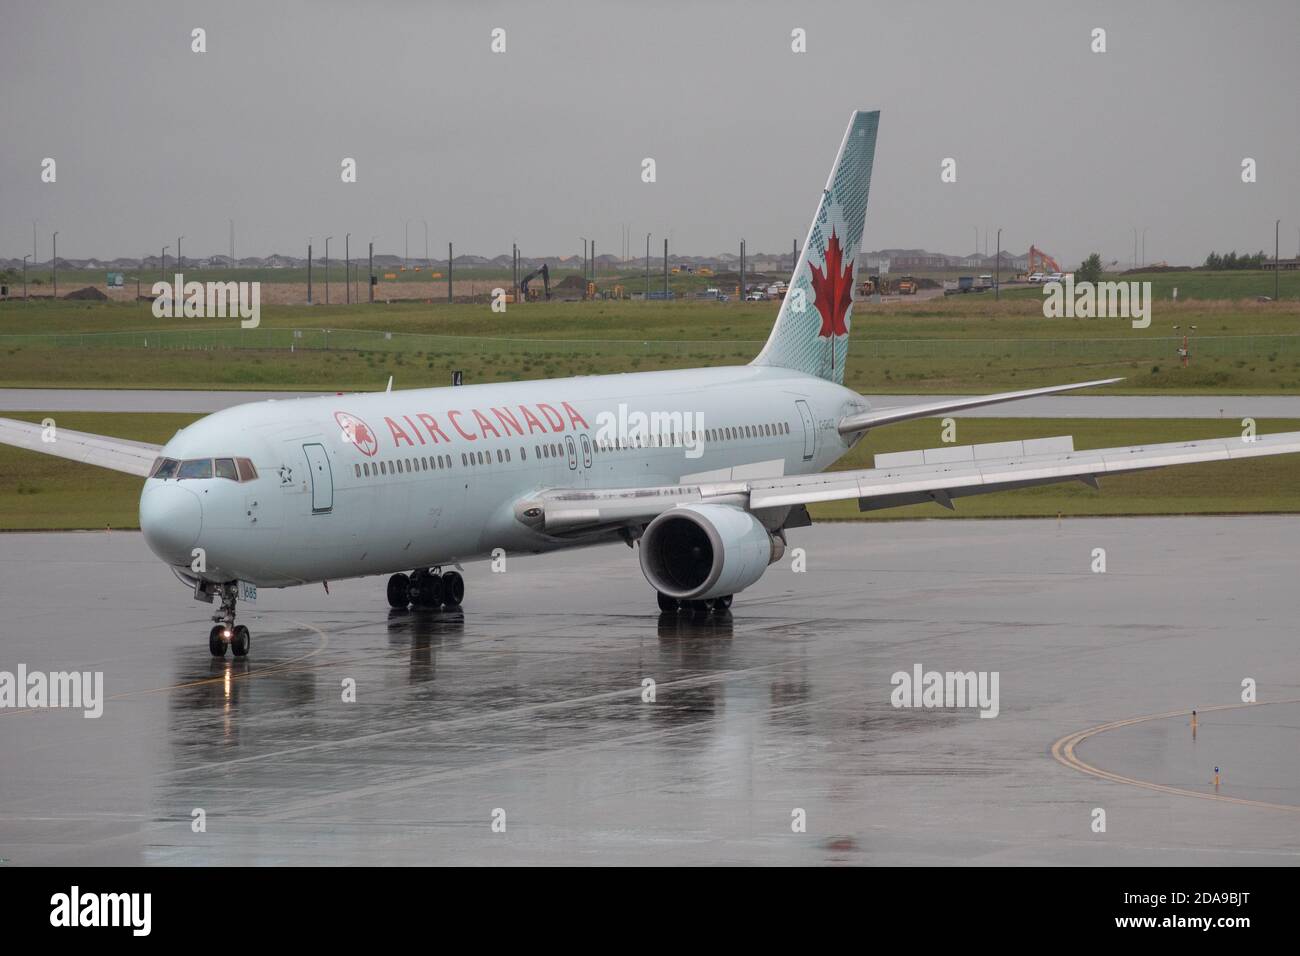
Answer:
(5, 388, 1300, 419)
(1, 517, 1296, 865)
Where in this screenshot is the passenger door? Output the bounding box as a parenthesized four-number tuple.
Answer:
(302, 443, 334, 513)
(795, 399, 816, 461)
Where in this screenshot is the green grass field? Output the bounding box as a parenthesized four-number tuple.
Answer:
(1, 412, 1296, 530)
(1, 286, 1299, 393)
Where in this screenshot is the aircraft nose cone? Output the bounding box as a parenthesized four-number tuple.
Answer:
(140, 483, 203, 565)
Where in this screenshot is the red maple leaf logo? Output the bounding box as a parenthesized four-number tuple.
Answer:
(335, 411, 379, 457)
(809, 228, 854, 338)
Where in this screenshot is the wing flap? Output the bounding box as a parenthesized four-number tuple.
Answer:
(0, 416, 161, 477)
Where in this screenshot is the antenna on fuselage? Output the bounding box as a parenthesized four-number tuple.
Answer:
(385, 375, 393, 393)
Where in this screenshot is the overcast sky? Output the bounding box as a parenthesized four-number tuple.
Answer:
(2, 0, 1297, 267)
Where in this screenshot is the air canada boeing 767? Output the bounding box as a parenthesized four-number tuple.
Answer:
(4, 110, 1299, 658)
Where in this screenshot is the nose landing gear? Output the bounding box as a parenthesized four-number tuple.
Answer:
(388, 568, 464, 610)
(208, 582, 251, 658)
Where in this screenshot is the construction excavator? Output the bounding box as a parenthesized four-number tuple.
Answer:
(1028, 245, 1063, 275)
(520, 263, 551, 301)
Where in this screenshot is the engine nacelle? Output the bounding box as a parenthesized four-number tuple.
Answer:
(638, 503, 784, 601)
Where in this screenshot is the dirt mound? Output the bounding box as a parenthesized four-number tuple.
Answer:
(554, 274, 587, 290)
(63, 286, 109, 300)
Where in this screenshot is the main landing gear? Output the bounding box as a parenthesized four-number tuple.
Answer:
(657, 592, 732, 616)
(388, 568, 465, 610)
(209, 582, 251, 658)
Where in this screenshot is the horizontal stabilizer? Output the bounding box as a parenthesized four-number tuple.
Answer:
(837, 378, 1122, 434)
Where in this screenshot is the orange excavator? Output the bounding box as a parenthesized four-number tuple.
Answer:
(1028, 245, 1062, 274)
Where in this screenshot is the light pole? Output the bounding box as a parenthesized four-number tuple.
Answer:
(325, 236, 333, 304)
(403, 220, 410, 269)
(178, 235, 184, 272)
(52, 231, 58, 298)
(1141, 227, 1148, 268)
(306, 239, 312, 304)
(23, 254, 30, 302)
(995, 228, 1002, 300)
(161, 245, 168, 281)
(580, 237, 588, 289)
(32, 220, 37, 267)
(345, 233, 351, 304)
(1132, 227, 1138, 270)
(645, 233, 651, 297)
(422, 220, 429, 268)
(1276, 219, 1281, 301)
(368, 237, 375, 304)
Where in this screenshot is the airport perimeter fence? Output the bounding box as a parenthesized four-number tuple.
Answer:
(1, 328, 1299, 363)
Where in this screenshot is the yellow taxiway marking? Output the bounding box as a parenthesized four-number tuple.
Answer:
(1051, 698, 1300, 813)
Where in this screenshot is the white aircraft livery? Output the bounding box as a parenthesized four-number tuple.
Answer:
(4, 110, 1300, 658)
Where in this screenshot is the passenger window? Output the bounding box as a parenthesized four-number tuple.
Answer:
(354, 464, 361, 478)
(177, 458, 213, 480)
(215, 458, 239, 481)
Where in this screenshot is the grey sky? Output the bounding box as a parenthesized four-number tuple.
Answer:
(2, 0, 1297, 267)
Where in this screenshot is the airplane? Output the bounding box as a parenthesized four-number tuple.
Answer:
(3, 109, 1299, 659)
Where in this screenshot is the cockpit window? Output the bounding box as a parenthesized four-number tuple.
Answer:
(177, 458, 213, 479)
(151, 456, 256, 481)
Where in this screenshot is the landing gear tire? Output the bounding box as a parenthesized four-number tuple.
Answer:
(209, 624, 227, 657)
(710, 595, 733, 612)
(387, 573, 411, 609)
(657, 592, 680, 613)
(415, 573, 444, 608)
(683, 599, 710, 616)
(231, 624, 251, 658)
(441, 570, 465, 608)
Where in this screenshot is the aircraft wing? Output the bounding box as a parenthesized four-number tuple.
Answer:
(836, 377, 1123, 434)
(0, 416, 161, 477)
(519, 430, 1300, 534)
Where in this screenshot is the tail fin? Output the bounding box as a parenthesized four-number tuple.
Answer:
(751, 110, 879, 384)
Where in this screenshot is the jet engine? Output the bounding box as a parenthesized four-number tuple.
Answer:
(638, 503, 785, 601)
